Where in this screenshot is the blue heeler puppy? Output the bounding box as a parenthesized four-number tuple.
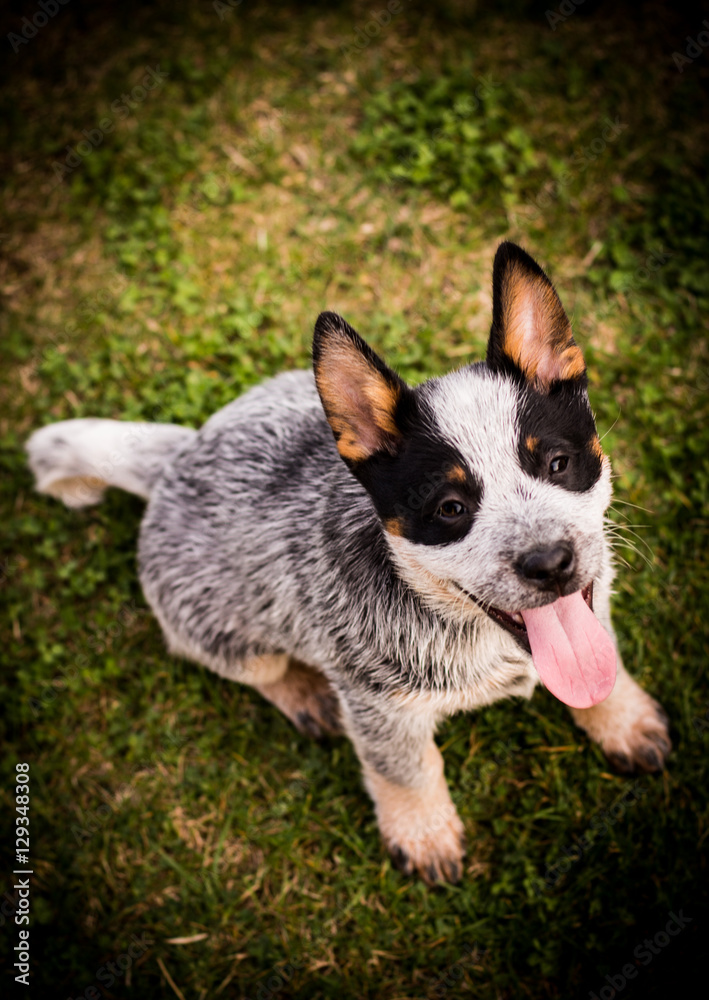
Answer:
(27, 242, 671, 883)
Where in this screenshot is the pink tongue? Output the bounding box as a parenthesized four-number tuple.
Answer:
(520, 591, 616, 708)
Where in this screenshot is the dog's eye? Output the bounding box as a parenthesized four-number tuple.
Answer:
(436, 500, 465, 520)
(549, 455, 569, 474)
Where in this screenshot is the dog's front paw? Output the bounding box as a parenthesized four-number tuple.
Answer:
(362, 741, 466, 884)
(387, 809, 467, 885)
(572, 670, 671, 774)
(604, 699, 671, 774)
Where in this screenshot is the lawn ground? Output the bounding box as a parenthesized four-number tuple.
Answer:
(1, 1, 708, 997)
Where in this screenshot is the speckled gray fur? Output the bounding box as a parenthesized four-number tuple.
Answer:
(28, 243, 671, 884)
(27, 365, 615, 783)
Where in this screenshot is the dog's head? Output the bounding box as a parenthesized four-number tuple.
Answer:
(313, 242, 616, 708)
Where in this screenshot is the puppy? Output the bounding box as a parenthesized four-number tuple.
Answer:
(27, 242, 671, 883)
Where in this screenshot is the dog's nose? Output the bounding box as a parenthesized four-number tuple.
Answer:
(517, 543, 576, 588)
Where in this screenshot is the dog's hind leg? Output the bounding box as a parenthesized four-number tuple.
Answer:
(148, 618, 341, 740)
(247, 656, 342, 739)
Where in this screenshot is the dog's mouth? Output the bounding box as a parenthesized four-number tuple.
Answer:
(463, 582, 594, 655)
(458, 581, 617, 709)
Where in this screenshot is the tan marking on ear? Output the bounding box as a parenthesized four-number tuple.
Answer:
(363, 376, 401, 437)
(553, 343, 585, 382)
(589, 434, 603, 459)
(500, 263, 584, 389)
(383, 517, 405, 537)
(316, 340, 401, 435)
(315, 338, 401, 462)
(525, 436, 539, 453)
(326, 415, 371, 463)
(360, 741, 466, 884)
(446, 464, 467, 484)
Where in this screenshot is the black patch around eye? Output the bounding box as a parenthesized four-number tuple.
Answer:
(351, 389, 483, 546)
(517, 381, 602, 492)
(416, 480, 481, 545)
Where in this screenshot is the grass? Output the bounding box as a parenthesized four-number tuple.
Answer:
(1, 0, 708, 997)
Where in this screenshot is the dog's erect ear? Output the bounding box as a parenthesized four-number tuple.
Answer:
(486, 242, 585, 390)
(313, 312, 406, 464)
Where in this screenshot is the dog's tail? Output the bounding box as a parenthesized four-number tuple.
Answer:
(26, 418, 197, 508)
